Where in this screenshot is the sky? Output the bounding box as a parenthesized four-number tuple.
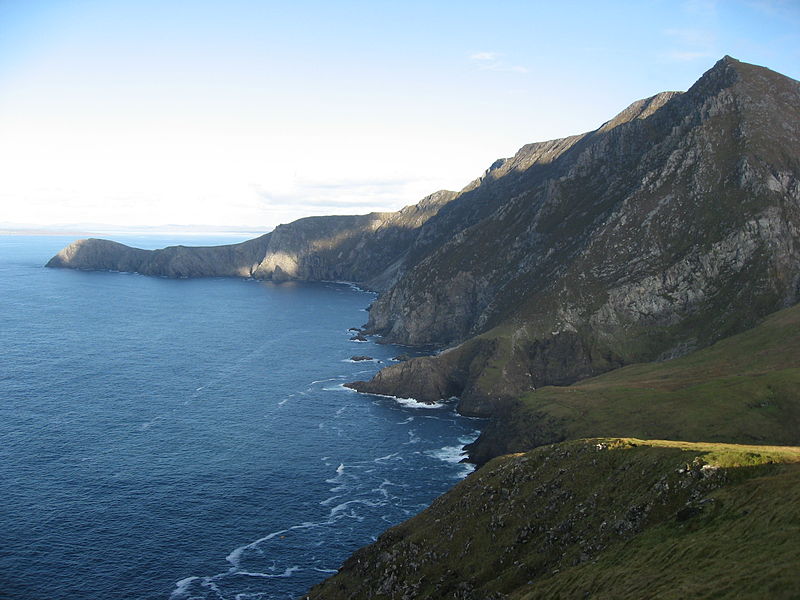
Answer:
(1, 0, 799, 232)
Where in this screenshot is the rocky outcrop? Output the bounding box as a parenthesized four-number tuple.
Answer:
(45, 235, 273, 278)
(346, 336, 532, 416)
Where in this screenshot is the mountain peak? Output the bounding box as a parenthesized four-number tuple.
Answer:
(685, 54, 743, 99)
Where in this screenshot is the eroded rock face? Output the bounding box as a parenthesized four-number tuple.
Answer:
(356, 56, 800, 404)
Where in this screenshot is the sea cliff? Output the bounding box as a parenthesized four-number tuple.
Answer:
(46, 55, 800, 598)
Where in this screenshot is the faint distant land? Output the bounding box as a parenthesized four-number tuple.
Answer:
(2, 223, 272, 237)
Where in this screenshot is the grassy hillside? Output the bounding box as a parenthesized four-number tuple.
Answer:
(468, 302, 800, 463)
(307, 438, 800, 599)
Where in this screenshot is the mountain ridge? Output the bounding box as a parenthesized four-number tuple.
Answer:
(47, 56, 800, 453)
(349, 55, 800, 423)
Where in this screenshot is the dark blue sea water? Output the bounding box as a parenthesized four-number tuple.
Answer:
(0, 235, 479, 600)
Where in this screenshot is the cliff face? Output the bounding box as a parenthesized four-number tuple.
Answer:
(46, 189, 457, 290)
(356, 56, 800, 408)
(46, 235, 273, 278)
(307, 438, 800, 600)
(48, 56, 800, 430)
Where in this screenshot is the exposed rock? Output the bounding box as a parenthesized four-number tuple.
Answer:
(357, 55, 800, 408)
(350, 355, 373, 362)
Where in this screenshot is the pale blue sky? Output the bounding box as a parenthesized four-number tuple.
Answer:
(1, 0, 798, 230)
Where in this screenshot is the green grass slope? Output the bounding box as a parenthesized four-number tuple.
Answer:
(307, 438, 800, 599)
(468, 302, 800, 463)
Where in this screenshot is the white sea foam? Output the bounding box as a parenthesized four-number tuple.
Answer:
(362, 390, 446, 409)
(425, 445, 467, 464)
(310, 377, 342, 385)
(320, 494, 344, 506)
(372, 486, 390, 499)
(329, 498, 385, 518)
(456, 463, 477, 479)
(394, 396, 445, 409)
(323, 383, 357, 392)
(236, 566, 301, 578)
(373, 452, 399, 462)
(169, 576, 198, 600)
(425, 441, 478, 478)
(226, 522, 320, 570)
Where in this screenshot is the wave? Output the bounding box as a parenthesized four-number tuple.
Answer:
(323, 383, 357, 392)
(235, 565, 301, 578)
(425, 445, 467, 464)
(169, 576, 198, 600)
(225, 521, 320, 570)
(367, 392, 446, 409)
(310, 377, 345, 385)
(373, 452, 400, 462)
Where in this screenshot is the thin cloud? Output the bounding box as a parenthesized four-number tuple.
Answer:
(470, 51, 500, 61)
(469, 51, 529, 74)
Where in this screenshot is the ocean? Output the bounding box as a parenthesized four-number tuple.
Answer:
(0, 235, 479, 600)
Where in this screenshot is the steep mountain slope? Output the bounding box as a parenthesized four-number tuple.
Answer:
(355, 56, 800, 410)
(307, 438, 800, 600)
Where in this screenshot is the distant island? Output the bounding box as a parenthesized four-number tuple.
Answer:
(48, 56, 800, 598)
